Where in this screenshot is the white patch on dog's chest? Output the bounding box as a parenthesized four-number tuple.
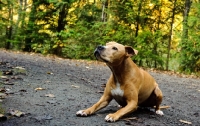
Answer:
(111, 82, 124, 97)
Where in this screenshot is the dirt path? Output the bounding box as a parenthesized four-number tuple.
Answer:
(0, 49, 199, 126)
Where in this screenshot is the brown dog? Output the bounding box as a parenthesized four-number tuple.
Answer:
(76, 41, 163, 122)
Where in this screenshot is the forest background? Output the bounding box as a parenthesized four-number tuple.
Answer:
(0, 0, 199, 75)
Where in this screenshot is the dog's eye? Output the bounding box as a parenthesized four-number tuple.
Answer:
(112, 47, 118, 50)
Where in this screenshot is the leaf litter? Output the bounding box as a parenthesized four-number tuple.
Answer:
(45, 94, 55, 98)
(8, 109, 25, 117)
(0, 50, 200, 125)
(179, 119, 192, 125)
(35, 87, 45, 91)
(0, 114, 7, 121)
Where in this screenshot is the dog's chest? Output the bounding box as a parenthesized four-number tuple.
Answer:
(111, 82, 126, 106)
(111, 82, 124, 97)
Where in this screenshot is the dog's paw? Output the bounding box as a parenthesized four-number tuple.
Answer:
(76, 110, 88, 117)
(156, 110, 164, 116)
(105, 114, 118, 122)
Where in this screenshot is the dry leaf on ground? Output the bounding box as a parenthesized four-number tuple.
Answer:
(0, 93, 6, 99)
(0, 114, 7, 121)
(8, 109, 25, 117)
(179, 119, 192, 124)
(122, 117, 138, 121)
(45, 94, 55, 98)
(1, 76, 8, 79)
(0, 87, 6, 93)
(35, 87, 45, 91)
(71, 85, 80, 88)
(47, 72, 53, 75)
(13, 66, 27, 74)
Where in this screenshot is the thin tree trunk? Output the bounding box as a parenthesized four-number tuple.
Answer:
(136, 0, 143, 66)
(101, 0, 108, 22)
(181, 0, 191, 46)
(179, 0, 192, 71)
(5, 26, 12, 49)
(154, 2, 162, 69)
(23, 0, 37, 52)
(13, 0, 23, 49)
(166, 0, 177, 70)
(5, 0, 14, 49)
(135, 0, 143, 37)
(53, 3, 69, 55)
(21, 0, 27, 30)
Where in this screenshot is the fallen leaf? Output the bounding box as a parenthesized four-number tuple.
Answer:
(71, 85, 80, 88)
(179, 119, 192, 125)
(35, 104, 45, 106)
(3, 88, 13, 94)
(122, 117, 140, 125)
(47, 100, 57, 104)
(45, 94, 55, 98)
(15, 66, 25, 70)
(0, 87, 6, 93)
(122, 117, 138, 121)
(3, 81, 14, 85)
(97, 91, 104, 93)
(1, 76, 8, 79)
(13, 66, 27, 75)
(47, 72, 53, 75)
(8, 109, 25, 117)
(101, 84, 106, 88)
(35, 87, 45, 91)
(154, 105, 170, 109)
(3, 70, 13, 75)
(0, 93, 6, 99)
(19, 89, 27, 92)
(0, 114, 7, 121)
(11, 76, 22, 80)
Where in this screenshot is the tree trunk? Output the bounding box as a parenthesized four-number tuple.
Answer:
(166, 0, 177, 70)
(181, 0, 191, 47)
(14, 0, 23, 49)
(5, 26, 12, 49)
(135, 0, 143, 37)
(101, 0, 108, 22)
(153, 2, 162, 69)
(136, 0, 143, 66)
(23, 0, 37, 52)
(179, 0, 192, 71)
(5, 0, 13, 49)
(53, 3, 69, 55)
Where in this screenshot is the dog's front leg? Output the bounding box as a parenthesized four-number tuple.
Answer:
(105, 100, 137, 122)
(76, 93, 112, 117)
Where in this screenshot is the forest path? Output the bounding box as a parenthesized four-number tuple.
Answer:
(0, 49, 199, 126)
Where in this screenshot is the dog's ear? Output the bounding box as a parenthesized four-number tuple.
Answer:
(125, 46, 138, 57)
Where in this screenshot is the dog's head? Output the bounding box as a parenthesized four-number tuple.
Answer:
(94, 41, 138, 66)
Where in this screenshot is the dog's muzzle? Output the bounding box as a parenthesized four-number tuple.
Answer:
(94, 45, 104, 59)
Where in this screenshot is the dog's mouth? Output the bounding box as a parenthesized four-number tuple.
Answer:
(94, 50, 109, 63)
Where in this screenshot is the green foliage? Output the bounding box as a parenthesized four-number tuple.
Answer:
(0, 0, 199, 75)
(179, 2, 200, 74)
(135, 30, 165, 69)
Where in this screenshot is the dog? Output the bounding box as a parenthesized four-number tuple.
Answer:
(76, 41, 164, 122)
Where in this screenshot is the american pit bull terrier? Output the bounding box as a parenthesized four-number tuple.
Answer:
(76, 41, 164, 122)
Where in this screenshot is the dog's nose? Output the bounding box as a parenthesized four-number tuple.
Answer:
(97, 45, 104, 51)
